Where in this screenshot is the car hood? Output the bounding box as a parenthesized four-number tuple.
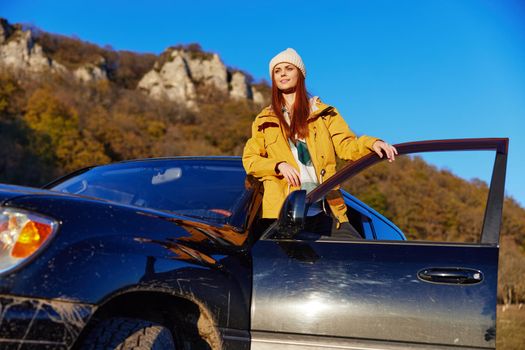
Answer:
(0, 183, 113, 205)
(0, 182, 250, 253)
(0, 183, 56, 204)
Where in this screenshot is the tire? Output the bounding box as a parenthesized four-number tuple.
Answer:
(81, 317, 176, 350)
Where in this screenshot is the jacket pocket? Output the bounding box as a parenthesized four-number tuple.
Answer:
(264, 127, 280, 148)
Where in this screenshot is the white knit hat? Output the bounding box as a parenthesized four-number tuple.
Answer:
(269, 48, 306, 78)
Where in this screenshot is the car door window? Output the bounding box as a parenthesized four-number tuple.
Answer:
(341, 190, 405, 240)
(342, 151, 493, 242)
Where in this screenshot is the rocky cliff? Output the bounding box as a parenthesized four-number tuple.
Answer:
(0, 18, 267, 109)
(137, 47, 265, 109)
(0, 19, 65, 73)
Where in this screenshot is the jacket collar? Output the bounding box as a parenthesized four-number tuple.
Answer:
(255, 106, 277, 120)
(256, 100, 333, 121)
(309, 101, 333, 119)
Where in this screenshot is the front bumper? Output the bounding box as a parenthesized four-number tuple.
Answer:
(0, 295, 95, 349)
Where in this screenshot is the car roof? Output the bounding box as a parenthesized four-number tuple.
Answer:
(113, 156, 242, 164)
(44, 156, 243, 189)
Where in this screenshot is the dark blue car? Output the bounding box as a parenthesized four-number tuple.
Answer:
(0, 138, 507, 349)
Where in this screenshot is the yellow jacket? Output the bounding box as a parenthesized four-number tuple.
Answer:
(242, 98, 378, 222)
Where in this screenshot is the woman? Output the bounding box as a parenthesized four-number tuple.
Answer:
(243, 48, 397, 238)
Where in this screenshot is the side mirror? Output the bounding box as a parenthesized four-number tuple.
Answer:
(276, 190, 307, 238)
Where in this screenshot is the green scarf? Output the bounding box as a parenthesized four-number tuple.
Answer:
(296, 140, 312, 165)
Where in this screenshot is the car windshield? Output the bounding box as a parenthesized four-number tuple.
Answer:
(50, 158, 249, 224)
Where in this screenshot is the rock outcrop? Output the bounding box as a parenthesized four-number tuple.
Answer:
(73, 57, 108, 82)
(138, 51, 198, 109)
(230, 71, 251, 100)
(0, 19, 110, 83)
(0, 18, 268, 108)
(186, 52, 229, 93)
(0, 20, 64, 73)
(251, 86, 266, 106)
(138, 47, 266, 108)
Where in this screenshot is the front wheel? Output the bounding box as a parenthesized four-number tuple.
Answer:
(80, 317, 175, 350)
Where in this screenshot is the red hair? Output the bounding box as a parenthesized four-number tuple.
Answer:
(271, 69, 310, 142)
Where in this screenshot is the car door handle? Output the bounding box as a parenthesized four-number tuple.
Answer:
(417, 268, 483, 285)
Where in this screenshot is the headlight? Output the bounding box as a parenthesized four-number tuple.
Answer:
(0, 208, 59, 273)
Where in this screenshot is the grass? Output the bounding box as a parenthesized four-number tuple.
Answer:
(497, 304, 525, 350)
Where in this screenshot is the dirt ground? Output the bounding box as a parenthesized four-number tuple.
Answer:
(497, 304, 525, 350)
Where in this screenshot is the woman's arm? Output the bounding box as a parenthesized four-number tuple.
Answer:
(325, 109, 397, 161)
(324, 108, 379, 161)
(242, 120, 282, 178)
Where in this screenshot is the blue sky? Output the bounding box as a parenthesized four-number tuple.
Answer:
(2, 0, 525, 206)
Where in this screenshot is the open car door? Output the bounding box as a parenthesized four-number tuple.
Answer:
(250, 138, 507, 350)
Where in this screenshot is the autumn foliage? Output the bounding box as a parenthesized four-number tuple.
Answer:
(0, 65, 260, 181)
